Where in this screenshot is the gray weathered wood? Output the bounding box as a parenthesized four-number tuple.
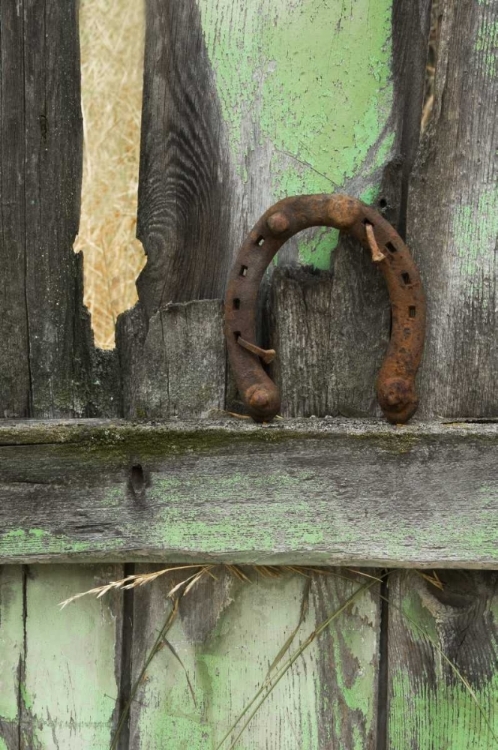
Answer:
(135, 0, 233, 319)
(0, 0, 119, 420)
(0, 566, 23, 749)
(0, 564, 125, 749)
(0, 3, 30, 418)
(409, 0, 498, 418)
(269, 257, 391, 418)
(0, 418, 496, 567)
(117, 300, 225, 419)
(386, 2, 498, 744)
(387, 570, 498, 748)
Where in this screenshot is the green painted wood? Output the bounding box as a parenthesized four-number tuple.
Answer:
(197, 0, 398, 270)
(19, 566, 123, 749)
(0, 567, 24, 750)
(128, 567, 381, 749)
(0, 418, 497, 567)
(387, 571, 498, 749)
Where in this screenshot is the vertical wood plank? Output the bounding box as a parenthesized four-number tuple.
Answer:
(21, 566, 123, 749)
(118, 300, 225, 419)
(0, 3, 31, 418)
(267, 0, 431, 417)
(129, 568, 381, 749)
(0, 567, 24, 750)
(136, 0, 233, 319)
(0, 0, 120, 419)
(409, 0, 498, 418)
(389, 3, 498, 744)
(388, 571, 498, 749)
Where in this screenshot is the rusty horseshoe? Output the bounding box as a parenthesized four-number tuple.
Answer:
(224, 194, 426, 424)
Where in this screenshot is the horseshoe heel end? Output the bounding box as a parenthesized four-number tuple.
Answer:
(244, 382, 281, 423)
(376, 376, 419, 424)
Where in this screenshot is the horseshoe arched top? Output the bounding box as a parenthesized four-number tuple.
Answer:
(224, 194, 426, 424)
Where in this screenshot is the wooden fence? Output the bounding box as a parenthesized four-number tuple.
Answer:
(0, 0, 497, 748)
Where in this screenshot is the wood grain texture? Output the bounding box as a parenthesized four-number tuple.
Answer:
(409, 0, 498, 418)
(22, 565, 123, 749)
(0, 565, 124, 750)
(387, 570, 498, 749)
(386, 3, 498, 744)
(0, 418, 496, 567)
(266, 0, 431, 418)
(269, 255, 391, 418)
(135, 0, 233, 319)
(0, 567, 24, 750)
(118, 300, 225, 419)
(0, 3, 30, 418)
(128, 567, 380, 749)
(0, 0, 119, 419)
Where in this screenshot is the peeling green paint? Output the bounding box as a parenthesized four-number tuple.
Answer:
(132, 574, 378, 748)
(0, 568, 23, 725)
(25, 567, 120, 749)
(452, 187, 498, 279)
(198, 0, 395, 267)
(390, 670, 498, 749)
(475, 15, 498, 76)
(389, 585, 498, 748)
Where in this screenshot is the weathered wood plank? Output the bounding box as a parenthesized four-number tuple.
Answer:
(117, 300, 225, 419)
(128, 567, 380, 749)
(409, 0, 498, 418)
(267, 0, 431, 418)
(386, 2, 498, 744)
(0, 0, 119, 419)
(0, 3, 30, 418)
(136, 0, 233, 319)
(20, 565, 123, 749)
(387, 570, 498, 749)
(0, 418, 496, 566)
(0, 567, 24, 750)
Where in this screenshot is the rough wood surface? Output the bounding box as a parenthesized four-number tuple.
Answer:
(0, 0, 119, 419)
(135, 0, 232, 319)
(266, 0, 431, 418)
(387, 570, 498, 748)
(0, 567, 23, 750)
(128, 566, 380, 749)
(409, 0, 498, 418)
(118, 300, 225, 419)
(0, 565, 124, 750)
(0, 418, 496, 567)
(269, 258, 391, 418)
(0, 4, 30, 419)
(386, 2, 498, 745)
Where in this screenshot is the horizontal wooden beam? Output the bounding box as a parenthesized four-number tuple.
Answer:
(0, 418, 497, 567)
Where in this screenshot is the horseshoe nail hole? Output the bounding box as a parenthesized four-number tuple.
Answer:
(379, 198, 387, 208)
(363, 219, 373, 226)
(402, 272, 411, 285)
(239, 265, 248, 277)
(234, 331, 241, 341)
(256, 236, 265, 247)
(385, 242, 397, 253)
(233, 298, 241, 310)
(409, 306, 416, 318)
(130, 464, 145, 494)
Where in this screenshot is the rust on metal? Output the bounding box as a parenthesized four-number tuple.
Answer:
(224, 193, 426, 424)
